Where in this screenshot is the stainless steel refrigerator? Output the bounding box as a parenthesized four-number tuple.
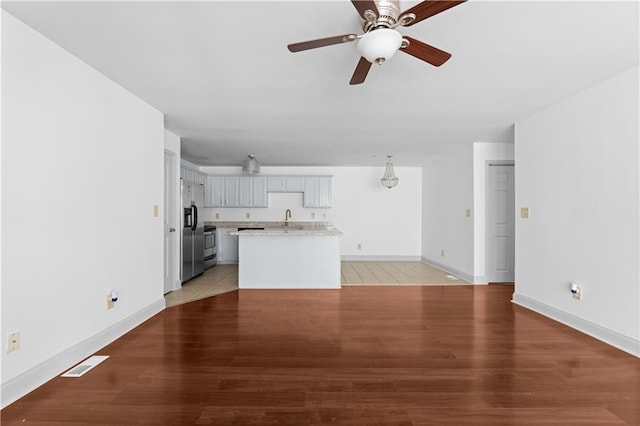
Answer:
(181, 180, 205, 283)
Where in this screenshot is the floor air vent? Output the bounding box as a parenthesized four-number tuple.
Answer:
(61, 355, 109, 377)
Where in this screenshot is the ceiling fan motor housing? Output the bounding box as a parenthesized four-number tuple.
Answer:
(362, 0, 402, 31)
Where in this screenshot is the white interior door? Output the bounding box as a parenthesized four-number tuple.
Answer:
(163, 151, 176, 294)
(486, 164, 515, 283)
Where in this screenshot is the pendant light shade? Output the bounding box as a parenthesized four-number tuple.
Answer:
(242, 155, 260, 174)
(357, 28, 402, 65)
(381, 155, 399, 189)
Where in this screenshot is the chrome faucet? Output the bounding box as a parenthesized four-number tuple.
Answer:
(284, 209, 291, 226)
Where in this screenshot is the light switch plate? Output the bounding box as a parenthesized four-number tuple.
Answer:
(7, 331, 20, 353)
(521, 207, 529, 218)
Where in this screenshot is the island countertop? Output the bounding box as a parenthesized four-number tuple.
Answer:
(204, 221, 330, 229)
(230, 228, 342, 237)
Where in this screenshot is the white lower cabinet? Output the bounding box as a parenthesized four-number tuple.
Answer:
(216, 228, 238, 263)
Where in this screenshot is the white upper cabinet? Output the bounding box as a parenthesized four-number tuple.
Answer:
(317, 176, 332, 207)
(224, 177, 239, 206)
(206, 175, 331, 208)
(285, 176, 305, 192)
(238, 177, 253, 206)
(207, 176, 269, 208)
(253, 177, 268, 207)
(205, 176, 225, 207)
(267, 176, 286, 192)
(267, 176, 305, 193)
(304, 176, 332, 208)
(181, 166, 206, 185)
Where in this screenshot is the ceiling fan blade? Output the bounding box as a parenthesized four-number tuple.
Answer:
(400, 36, 451, 67)
(350, 57, 372, 85)
(288, 34, 358, 52)
(351, 0, 379, 19)
(400, 0, 466, 27)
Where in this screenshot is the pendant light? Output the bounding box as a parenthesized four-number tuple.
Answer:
(242, 155, 260, 174)
(381, 155, 399, 189)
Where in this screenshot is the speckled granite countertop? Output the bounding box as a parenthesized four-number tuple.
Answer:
(204, 221, 331, 230)
(230, 228, 342, 237)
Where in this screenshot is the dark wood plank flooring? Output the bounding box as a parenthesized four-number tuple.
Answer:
(2, 285, 639, 425)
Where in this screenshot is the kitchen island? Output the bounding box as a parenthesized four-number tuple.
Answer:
(231, 228, 342, 289)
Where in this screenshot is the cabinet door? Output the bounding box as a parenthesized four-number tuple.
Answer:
(208, 176, 225, 207)
(303, 177, 319, 208)
(217, 228, 239, 263)
(238, 177, 253, 207)
(196, 172, 206, 185)
(286, 176, 305, 192)
(267, 176, 286, 192)
(224, 177, 239, 206)
(318, 177, 332, 207)
(253, 176, 268, 207)
(224, 228, 239, 263)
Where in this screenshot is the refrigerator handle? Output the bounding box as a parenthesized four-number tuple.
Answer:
(192, 205, 198, 231)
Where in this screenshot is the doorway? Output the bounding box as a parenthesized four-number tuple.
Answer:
(164, 151, 177, 294)
(485, 163, 515, 283)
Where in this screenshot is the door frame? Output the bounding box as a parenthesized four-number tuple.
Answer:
(164, 150, 179, 294)
(485, 161, 515, 283)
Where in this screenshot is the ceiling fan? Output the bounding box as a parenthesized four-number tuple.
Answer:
(287, 0, 466, 85)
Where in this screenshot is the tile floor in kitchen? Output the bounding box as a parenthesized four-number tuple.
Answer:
(165, 261, 467, 307)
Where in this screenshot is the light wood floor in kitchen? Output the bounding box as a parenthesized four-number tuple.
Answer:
(165, 261, 464, 307)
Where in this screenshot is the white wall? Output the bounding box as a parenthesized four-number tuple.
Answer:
(1, 12, 166, 406)
(421, 145, 474, 281)
(472, 143, 515, 282)
(421, 143, 514, 283)
(199, 166, 423, 259)
(513, 65, 639, 356)
(164, 130, 181, 291)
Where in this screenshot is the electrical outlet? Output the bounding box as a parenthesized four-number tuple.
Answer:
(215, 213, 220, 219)
(466, 209, 471, 218)
(246, 212, 250, 219)
(107, 295, 114, 310)
(441, 249, 445, 257)
(521, 207, 530, 218)
(7, 331, 20, 353)
(357, 243, 362, 250)
(311, 212, 316, 219)
(572, 285, 583, 300)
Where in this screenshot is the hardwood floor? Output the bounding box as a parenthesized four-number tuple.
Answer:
(3, 285, 638, 425)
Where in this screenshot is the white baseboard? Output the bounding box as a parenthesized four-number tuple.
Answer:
(420, 257, 474, 284)
(1, 298, 166, 409)
(341, 255, 422, 261)
(512, 292, 640, 358)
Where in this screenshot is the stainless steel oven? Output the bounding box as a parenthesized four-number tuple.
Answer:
(203, 226, 217, 269)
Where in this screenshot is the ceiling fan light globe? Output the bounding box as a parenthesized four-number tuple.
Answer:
(357, 28, 402, 65)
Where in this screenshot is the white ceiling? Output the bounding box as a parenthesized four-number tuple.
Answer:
(3, 1, 638, 166)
